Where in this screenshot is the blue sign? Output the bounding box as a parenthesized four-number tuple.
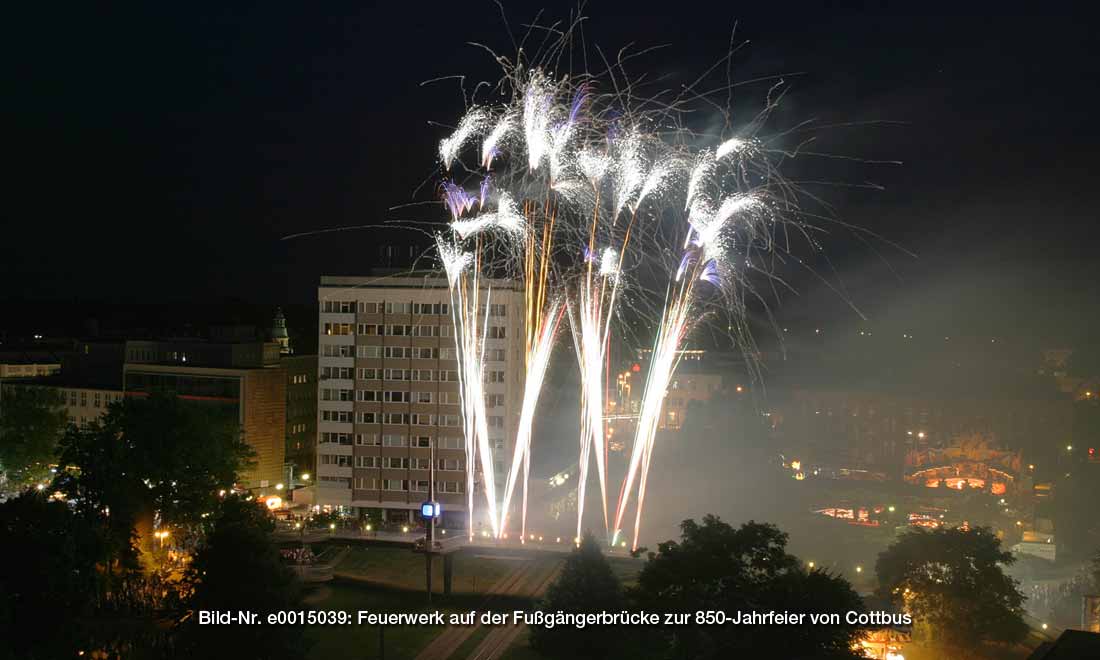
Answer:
(420, 501, 440, 518)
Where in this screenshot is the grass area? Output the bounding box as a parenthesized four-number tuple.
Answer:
(302, 582, 445, 660)
(333, 544, 523, 593)
(302, 570, 543, 660)
(499, 627, 544, 660)
(607, 556, 643, 587)
(450, 622, 493, 658)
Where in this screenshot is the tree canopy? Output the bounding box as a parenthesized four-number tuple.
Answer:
(175, 495, 307, 659)
(530, 533, 627, 659)
(54, 392, 254, 563)
(633, 515, 865, 659)
(875, 526, 1027, 651)
(0, 384, 67, 488)
(0, 491, 103, 660)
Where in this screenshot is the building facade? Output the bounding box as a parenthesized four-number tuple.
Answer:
(283, 354, 317, 481)
(315, 275, 525, 526)
(122, 339, 287, 490)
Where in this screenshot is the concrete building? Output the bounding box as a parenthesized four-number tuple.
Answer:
(283, 354, 317, 481)
(315, 275, 525, 526)
(122, 339, 286, 490)
(0, 362, 61, 379)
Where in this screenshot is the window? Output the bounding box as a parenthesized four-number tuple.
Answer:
(355, 433, 379, 446)
(322, 300, 355, 313)
(487, 349, 506, 361)
(355, 456, 377, 468)
(438, 459, 462, 471)
(358, 302, 380, 314)
(80, 391, 87, 406)
(321, 454, 352, 467)
(354, 477, 376, 489)
(321, 388, 354, 401)
(319, 476, 351, 486)
(323, 322, 353, 336)
(93, 392, 101, 408)
(413, 324, 452, 338)
(412, 480, 430, 492)
(382, 434, 406, 447)
(413, 303, 449, 315)
(356, 345, 382, 359)
(386, 324, 413, 336)
(384, 368, 410, 381)
(382, 457, 409, 469)
(357, 390, 381, 402)
(488, 416, 504, 429)
(412, 347, 439, 359)
(382, 479, 408, 491)
(487, 371, 505, 383)
(414, 391, 433, 404)
(321, 366, 353, 379)
(489, 304, 506, 317)
(440, 370, 459, 382)
(70, 391, 77, 405)
(411, 369, 434, 381)
(437, 481, 463, 493)
(439, 392, 460, 405)
(413, 436, 432, 448)
(440, 348, 456, 360)
(357, 412, 379, 424)
(384, 346, 411, 359)
(438, 436, 463, 450)
(385, 302, 412, 314)
(357, 368, 379, 380)
(320, 432, 352, 445)
(358, 323, 383, 336)
(384, 390, 410, 403)
(410, 413, 436, 426)
(322, 410, 353, 423)
(322, 343, 355, 357)
(440, 415, 461, 427)
(486, 394, 504, 407)
(488, 326, 506, 339)
(382, 412, 409, 425)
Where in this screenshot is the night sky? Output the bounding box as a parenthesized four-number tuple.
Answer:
(5, 3, 1098, 344)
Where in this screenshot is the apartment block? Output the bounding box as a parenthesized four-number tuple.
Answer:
(316, 275, 525, 527)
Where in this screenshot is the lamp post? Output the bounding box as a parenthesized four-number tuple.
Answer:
(421, 438, 440, 606)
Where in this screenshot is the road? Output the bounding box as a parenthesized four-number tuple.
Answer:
(463, 560, 561, 660)
(414, 554, 562, 660)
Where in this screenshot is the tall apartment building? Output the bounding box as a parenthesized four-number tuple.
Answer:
(316, 275, 525, 527)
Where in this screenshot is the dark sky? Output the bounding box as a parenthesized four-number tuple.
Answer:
(5, 3, 1097, 344)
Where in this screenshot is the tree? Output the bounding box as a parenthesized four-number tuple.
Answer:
(875, 527, 1027, 653)
(633, 516, 864, 659)
(174, 495, 307, 659)
(54, 392, 254, 565)
(0, 384, 67, 488)
(0, 491, 104, 660)
(530, 533, 627, 660)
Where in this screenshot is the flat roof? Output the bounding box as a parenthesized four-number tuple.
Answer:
(320, 274, 518, 290)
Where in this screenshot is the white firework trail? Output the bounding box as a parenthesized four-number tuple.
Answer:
(498, 298, 564, 537)
(417, 20, 863, 550)
(523, 74, 555, 171)
(481, 113, 514, 170)
(451, 193, 526, 239)
(440, 108, 488, 171)
(685, 149, 716, 210)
